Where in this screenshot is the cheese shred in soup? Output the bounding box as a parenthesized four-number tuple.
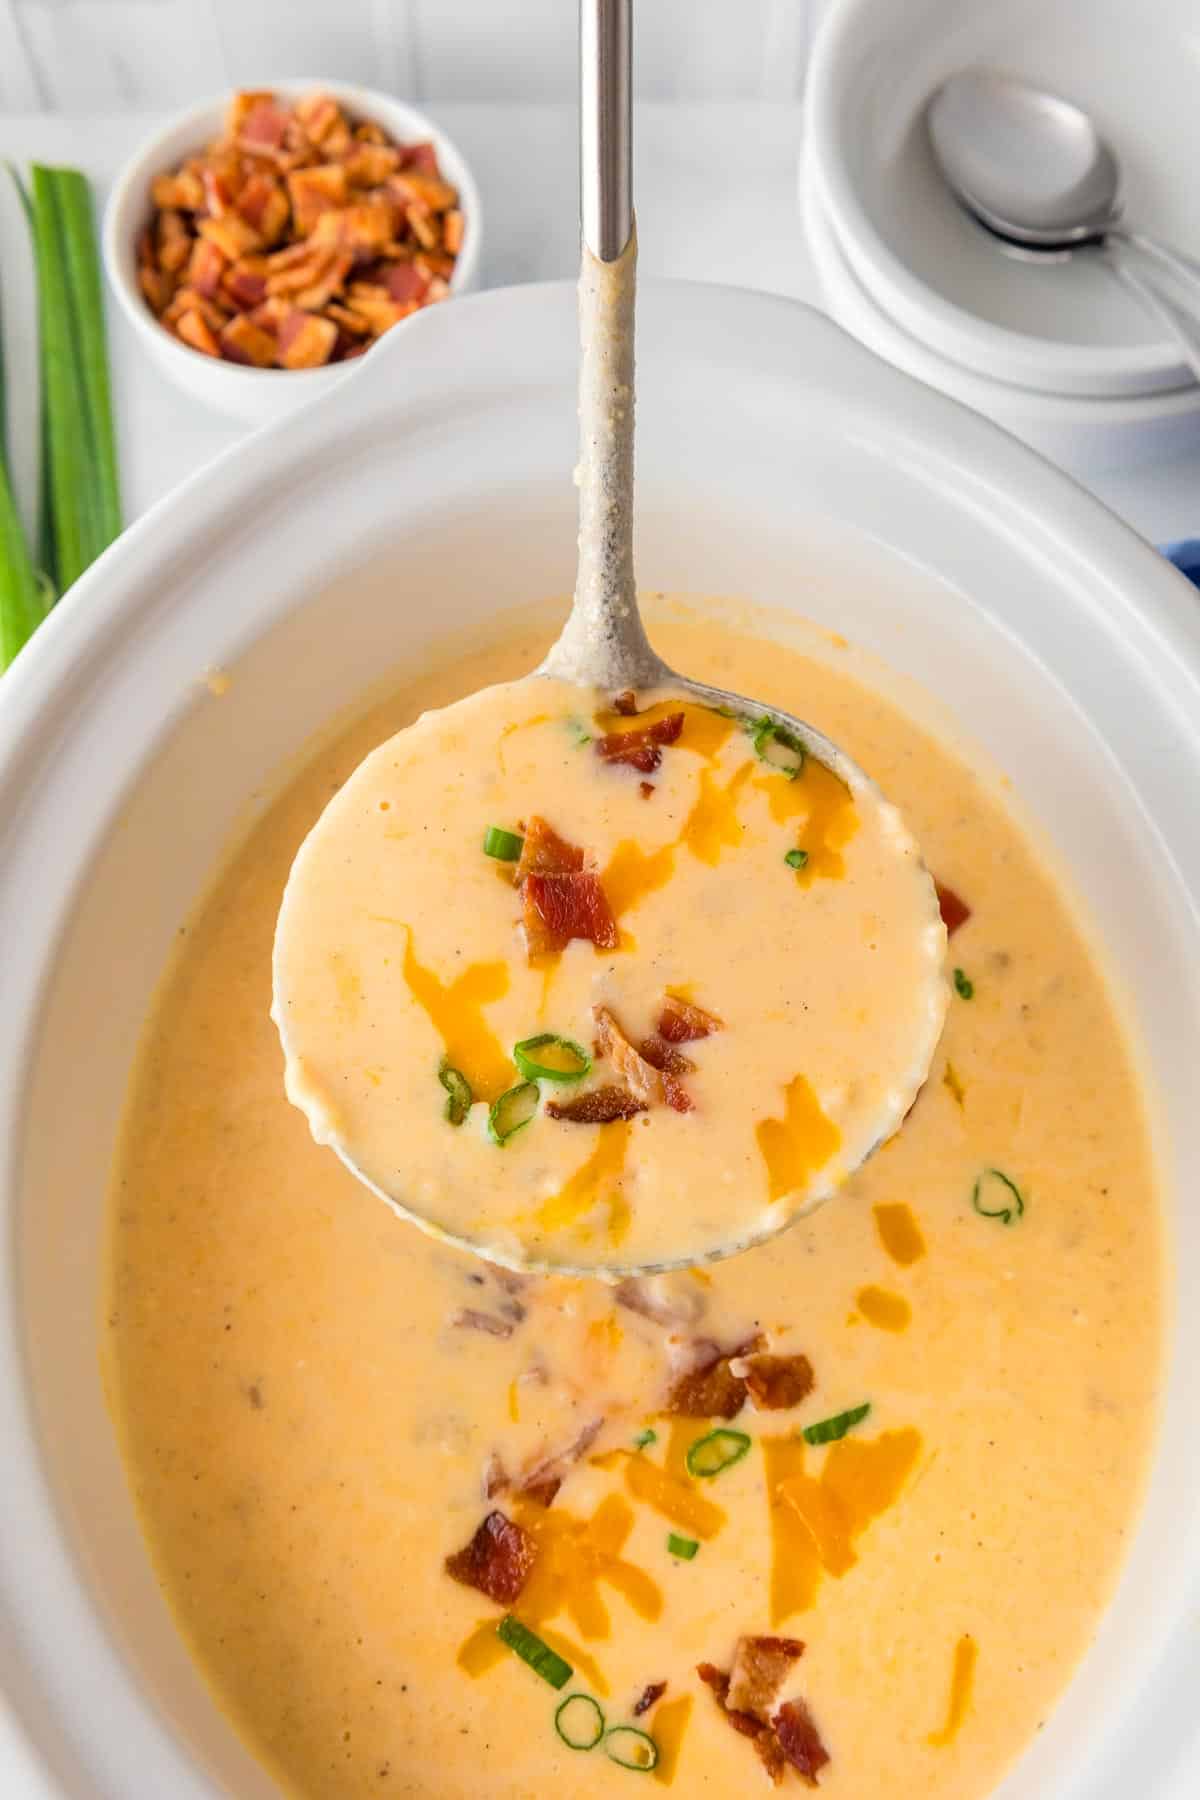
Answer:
(103, 601, 1164, 1800)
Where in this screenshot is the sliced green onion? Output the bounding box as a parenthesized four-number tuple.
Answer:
(496, 1615, 572, 1689)
(972, 1167, 1025, 1226)
(632, 1427, 658, 1451)
(483, 825, 524, 862)
(513, 1033, 592, 1084)
(488, 1080, 539, 1146)
(748, 715, 806, 778)
(438, 1062, 473, 1126)
(784, 847, 809, 870)
(802, 1402, 871, 1446)
(603, 1725, 659, 1772)
(566, 716, 592, 747)
(666, 1532, 699, 1560)
(953, 967, 974, 999)
(685, 1428, 751, 1480)
(555, 1692, 605, 1750)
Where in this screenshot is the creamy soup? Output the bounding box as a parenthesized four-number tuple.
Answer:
(103, 602, 1164, 1800)
(273, 675, 946, 1271)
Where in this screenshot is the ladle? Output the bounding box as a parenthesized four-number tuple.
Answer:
(272, 0, 948, 1276)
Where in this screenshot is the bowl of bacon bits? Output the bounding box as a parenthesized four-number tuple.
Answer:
(103, 82, 481, 421)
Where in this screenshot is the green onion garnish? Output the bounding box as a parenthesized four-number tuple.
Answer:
(488, 1080, 540, 1146)
(953, 967, 974, 999)
(555, 1693, 605, 1750)
(632, 1427, 658, 1451)
(438, 1062, 473, 1126)
(972, 1167, 1025, 1226)
(566, 717, 593, 747)
(666, 1532, 699, 1560)
(483, 825, 524, 862)
(685, 1428, 752, 1480)
(802, 1402, 871, 1446)
(512, 1033, 592, 1084)
(784, 847, 809, 870)
(496, 1615, 572, 1689)
(603, 1725, 659, 1772)
(748, 716, 806, 778)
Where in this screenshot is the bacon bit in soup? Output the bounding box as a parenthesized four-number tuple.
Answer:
(774, 1700, 831, 1784)
(611, 690, 639, 716)
(633, 1680, 668, 1716)
(544, 1085, 648, 1124)
(657, 995, 723, 1043)
(444, 1509, 536, 1605)
(514, 815, 586, 882)
(137, 89, 462, 369)
(934, 881, 971, 936)
(727, 1637, 805, 1722)
(637, 1036, 696, 1077)
(595, 711, 685, 775)
(697, 1649, 829, 1788)
(666, 1334, 765, 1419)
(737, 1354, 815, 1412)
(595, 1006, 693, 1114)
(451, 1307, 515, 1338)
(517, 1417, 606, 1509)
(523, 872, 619, 956)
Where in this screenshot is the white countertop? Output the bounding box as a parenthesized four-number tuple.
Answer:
(0, 99, 1197, 544)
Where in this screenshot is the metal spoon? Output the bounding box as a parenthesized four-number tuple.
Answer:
(927, 70, 1200, 380)
(273, 0, 948, 1278)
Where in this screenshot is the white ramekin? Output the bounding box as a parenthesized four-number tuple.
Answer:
(102, 78, 482, 424)
(0, 285, 1197, 1798)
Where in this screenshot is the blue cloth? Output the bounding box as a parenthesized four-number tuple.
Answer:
(1162, 538, 1200, 590)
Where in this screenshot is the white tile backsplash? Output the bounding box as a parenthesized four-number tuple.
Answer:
(0, 0, 827, 113)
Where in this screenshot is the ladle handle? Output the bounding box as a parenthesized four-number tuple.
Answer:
(541, 1, 670, 694)
(580, 0, 632, 262)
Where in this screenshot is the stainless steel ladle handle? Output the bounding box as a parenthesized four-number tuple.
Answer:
(541, 0, 669, 693)
(580, 0, 632, 262)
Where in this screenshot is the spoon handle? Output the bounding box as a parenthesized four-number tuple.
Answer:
(1101, 235, 1200, 384)
(539, 2, 669, 694)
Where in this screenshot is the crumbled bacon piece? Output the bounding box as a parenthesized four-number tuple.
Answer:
(595, 1006, 692, 1113)
(514, 815, 585, 882)
(935, 880, 970, 936)
(658, 995, 723, 1043)
(611, 689, 639, 715)
(175, 308, 220, 357)
(728, 1637, 806, 1723)
(633, 1681, 667, 1717)
(517, 1418, 605, 1509)
(595, 712, 684, 775)
(218, 313, 277, 367)
(276, 309, 338, 369)
(639, 780, 655, 799)
(699, 1649, 829, 1788)
(137, 88, 462, 368)
(638, 1035, 696, 1077)
(450, 1308, 514, 1339)
(738, 1354, 814, 1412)
(523, 873, 619, 955)
(544, 1085, 647, 1124)
(774, 1700, 830, 1785)
(697, 1664, 762, 1739)
(666, 1334, 764, 1419)
(444, 1510, 536, 1605)
(614, 1276, 706, 1328)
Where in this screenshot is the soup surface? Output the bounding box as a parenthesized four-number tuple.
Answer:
(103, 601, 1164, 1800)
(272, 675, 946, 1271)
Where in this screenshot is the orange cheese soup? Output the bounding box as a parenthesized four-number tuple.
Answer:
(103, 600, 1164, 1800)
(272, 675, 946, 1271)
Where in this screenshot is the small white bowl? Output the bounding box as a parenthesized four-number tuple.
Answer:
(102, 79, 483, 424)
(807, 0, 1200, 400)
(801, 160, 1200, 477)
